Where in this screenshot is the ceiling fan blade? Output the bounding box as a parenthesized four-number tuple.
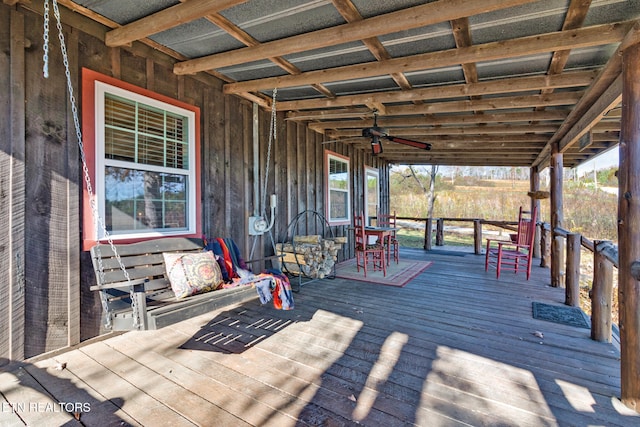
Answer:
(384, 135, 432, 150)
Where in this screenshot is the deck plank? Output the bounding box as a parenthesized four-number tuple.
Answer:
(30, 348, 192, 426)
(0, 368, 76, 426)
(2, 247, 638, 426)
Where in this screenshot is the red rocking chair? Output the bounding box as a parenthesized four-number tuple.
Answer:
(485, 206, 537, 280)
(354, 212, 386, 277)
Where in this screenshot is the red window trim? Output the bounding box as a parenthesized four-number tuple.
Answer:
(81, 68, 202, 251)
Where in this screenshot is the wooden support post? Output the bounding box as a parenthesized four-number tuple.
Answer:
(540, 223, 551, 268)
(435, 218, 444, 246)
(618, 41, 640, 412)
(473, 219, 482, 255)
(550, 143, 565, 287)
(530, 166, 541, 259)
(565, 233, 581, 306)
(591, 241, 613, 343)
(424, 218, 433, 250)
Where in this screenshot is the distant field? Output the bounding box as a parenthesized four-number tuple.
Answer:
(390, 177, 619, 323)
(391, 182, 617, 242)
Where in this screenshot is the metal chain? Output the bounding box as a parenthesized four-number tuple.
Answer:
(43, 0, 49, 78)
(260, 88, 277, 217)
(46, 1, 140, 329)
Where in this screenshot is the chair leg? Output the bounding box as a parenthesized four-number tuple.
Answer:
(363, 253, 367, 277)
(379, 250, 386, 276)
(485, 241, 491, 272)
(382, 253, 387, 276)
(394, 241, 399, 263)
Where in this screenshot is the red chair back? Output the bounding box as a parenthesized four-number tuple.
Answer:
(378, 211, 397, 228)
(516, 207, 536, 246)
(354, 212, 366, 249)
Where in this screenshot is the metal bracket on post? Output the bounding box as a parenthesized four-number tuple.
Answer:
(631, 260, 640, 281)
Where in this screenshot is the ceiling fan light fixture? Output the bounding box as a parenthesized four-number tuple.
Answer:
(371, 136, 383, 155)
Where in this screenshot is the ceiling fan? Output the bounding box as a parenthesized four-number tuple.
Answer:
(362, 112, 432, 155)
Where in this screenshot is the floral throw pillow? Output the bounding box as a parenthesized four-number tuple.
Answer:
(163, 251, 223, 299)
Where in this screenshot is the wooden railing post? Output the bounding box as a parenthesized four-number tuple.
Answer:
(591, 240, 613, 343)
(552, 233, 566, 287)
(424, 218, 433, 250)
(540, 223, 551, 268)
(436, 218, 444, 246)
(565, 233, 581, 306)
(473, 219, 482, 255)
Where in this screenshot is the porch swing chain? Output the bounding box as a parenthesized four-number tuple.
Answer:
(262, 88, 277, 217)
(263, 89, 278, 256)
(43, 0, 140, 330)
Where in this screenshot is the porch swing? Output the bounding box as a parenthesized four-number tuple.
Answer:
(43, 0, 270, 331)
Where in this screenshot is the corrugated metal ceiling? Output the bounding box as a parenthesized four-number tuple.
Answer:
(65, 0, 640, 167)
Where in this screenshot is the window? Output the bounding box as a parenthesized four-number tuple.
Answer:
(325, 150, 351, 225)
(364, 167, 379, 225)
(82, 69, 201, 249)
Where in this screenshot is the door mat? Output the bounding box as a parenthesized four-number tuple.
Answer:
(532, 302, 590, 329)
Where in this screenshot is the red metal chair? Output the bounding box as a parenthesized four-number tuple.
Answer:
(485, 206, 537, 280)
(378, 210, 399, 264)
(354, 212, 386, 277)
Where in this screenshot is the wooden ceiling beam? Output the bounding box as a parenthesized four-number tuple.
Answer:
(361, 144, 541, 156)
(384, 143, 547, 151)
(330, 0, 413, 92)
(450, 16, 484, 113)
(539, 0, 592, 95)
(377, 154, 538, 167)
(383, 91, 583, 115)
(593, 132, 621, 142)
(105, 0, 249, 47)
(198, 7, 335, 99)
(308, 111, 569, 132)
(382, 149, 544, 157)
(174, 0, 538, 74)
(559, 75, 623, 152)
(328, 124, 558, 138)
(326, 134, 551, 144)
(279, 70, 596, 111)
(224, 21, 633, 93)
(533, 20, 640, 167)
(290, 91, 582, 121)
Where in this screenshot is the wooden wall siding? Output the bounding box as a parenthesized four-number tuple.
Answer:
(0, 7, 26, 365)
(1, 8, 69, 361)
(0, 3, 388, 359)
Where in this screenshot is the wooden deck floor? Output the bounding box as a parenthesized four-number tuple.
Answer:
(2, 247, 639, 426)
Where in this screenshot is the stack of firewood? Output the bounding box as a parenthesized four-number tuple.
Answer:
(276, 235, 347, 279)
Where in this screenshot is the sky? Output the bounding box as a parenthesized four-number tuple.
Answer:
(576, 146, 619, 176)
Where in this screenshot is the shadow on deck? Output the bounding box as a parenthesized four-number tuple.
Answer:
(1, 247, 638, 426)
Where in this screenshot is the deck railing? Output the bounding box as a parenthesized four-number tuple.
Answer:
(548, 224, 618, 343)
(397, 215, 619, 343)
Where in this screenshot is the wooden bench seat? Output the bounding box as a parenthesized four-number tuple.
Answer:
(90, 237, 260, 331)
